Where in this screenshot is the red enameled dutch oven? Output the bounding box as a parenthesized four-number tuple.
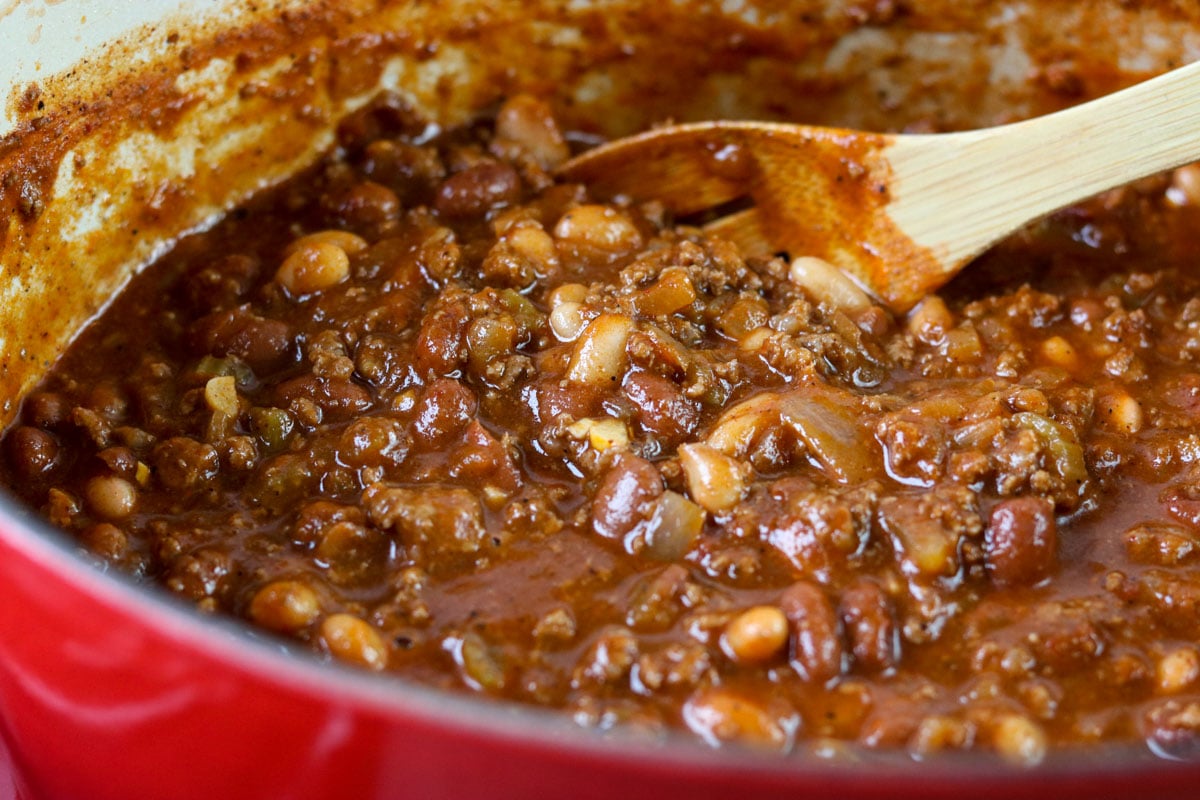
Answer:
(2, 1, 1200, 797)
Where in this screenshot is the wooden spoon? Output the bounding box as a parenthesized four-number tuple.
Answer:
(558, 60, 1200, 312)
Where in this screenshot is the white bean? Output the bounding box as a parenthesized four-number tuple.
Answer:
(679, 443, 745, 512)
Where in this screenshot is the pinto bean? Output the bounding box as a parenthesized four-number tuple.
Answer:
(494, 94, 570, 169)
(85, 475, 137, 520)
(723, 606, 790, 664)
(321, 613, 389, 670)
(249, 580, 321, 633)
(554, 205, 643, 254)
(984, 497, 1057, 587)
(789, 256, 871, 313)
(284, 230, 369, 258)
(682, 688, 794, 751)
(678, 443, 745, 513)
(276, 242, 350, 296)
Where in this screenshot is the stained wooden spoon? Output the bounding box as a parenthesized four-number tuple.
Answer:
(559, 60, 1200, 312)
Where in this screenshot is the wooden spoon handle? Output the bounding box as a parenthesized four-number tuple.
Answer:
(887, 59, 1200, 270)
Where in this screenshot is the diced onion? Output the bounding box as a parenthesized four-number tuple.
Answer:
(566, 314, 633, 384)
(634, 268, 697, 316)
(641, 490, 706, 561)
(788, 256, 871, 313)
(204, 375, 239, 416)
(706, 392, 781, 456)
(566, 417, 629, 451)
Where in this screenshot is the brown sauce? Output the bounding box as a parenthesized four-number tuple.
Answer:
(5, 92, 1200, 764)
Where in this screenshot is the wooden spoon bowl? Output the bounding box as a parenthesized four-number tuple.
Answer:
(560, 61, 1200, 311)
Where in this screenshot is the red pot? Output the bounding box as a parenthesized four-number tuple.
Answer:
(3, 2, 1200, 797)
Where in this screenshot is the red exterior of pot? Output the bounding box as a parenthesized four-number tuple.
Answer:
(0, 500, 1199, 800)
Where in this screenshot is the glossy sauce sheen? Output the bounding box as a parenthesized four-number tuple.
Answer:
(5, 94, 1200, 764)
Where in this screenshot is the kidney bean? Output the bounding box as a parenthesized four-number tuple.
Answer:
(984, 497, 1057, 586)
(322, 181, 401, 238)
(435, 161, 521, 219)
(361, 140, 445, 204)
(532, 378, 600, 424)
(97, 446, 137, 479)
(6, 426, 59, 479)
(411, 378, 477, 448)
(184, 254, 260, 313)
(24, 391, 69, 429)
(591, 453, 663, 540)
(1163, 483, 1200, 528)
(193, 306, 295, 373)
(414, 301, 468, 377)
(274, 374, 373, 420)
(623, 371, 699, 447)
(839, 579, 897, 672)
(780, 580, 844, 684)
